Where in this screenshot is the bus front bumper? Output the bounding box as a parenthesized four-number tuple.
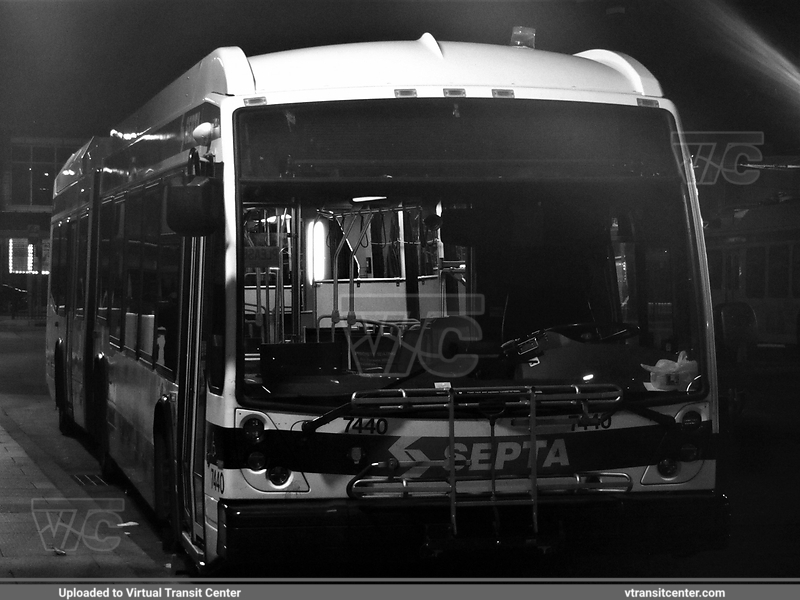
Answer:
(216, 491, 730, 562)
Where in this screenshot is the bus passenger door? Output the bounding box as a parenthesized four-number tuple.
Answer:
(66, 213, 89, 429)
(56, 221, 76, 422)
(176, 236, 210, 548)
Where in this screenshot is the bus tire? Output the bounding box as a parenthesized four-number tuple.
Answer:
(154, 409, 181, 553)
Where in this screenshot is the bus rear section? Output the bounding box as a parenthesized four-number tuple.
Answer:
(207, 89, 728, 560)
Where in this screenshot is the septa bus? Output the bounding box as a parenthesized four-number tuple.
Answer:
(46, 31, 729, 570)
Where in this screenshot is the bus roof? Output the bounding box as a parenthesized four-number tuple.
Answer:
(111, 35, 663, 141)
(248, 34, 663, 97)
(63, 35, 666, 199)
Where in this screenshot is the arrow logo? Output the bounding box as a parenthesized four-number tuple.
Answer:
(387, 436, 433, 479)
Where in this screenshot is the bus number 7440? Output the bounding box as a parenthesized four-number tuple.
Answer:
(345, 417, 389, 435)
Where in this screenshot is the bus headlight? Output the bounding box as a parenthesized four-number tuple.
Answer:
(243, 417, 266, 444)
(657, 458, 680, 478)
(268, 466, 291, 486)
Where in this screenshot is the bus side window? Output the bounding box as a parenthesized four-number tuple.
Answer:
(156, 186, 181, 374)
(64, 222, 75, 314)
(51, 223, 66, 315)
(123, 190, 144, 353)
(745, 246, 766, 298)
(97, 200, 114, 324)
(76, 214, 89, 318)
(139, 186, 161, 361)
(108, 199, 125, 343)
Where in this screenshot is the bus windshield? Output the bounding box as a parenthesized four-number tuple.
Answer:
(235, 99, 704, 405)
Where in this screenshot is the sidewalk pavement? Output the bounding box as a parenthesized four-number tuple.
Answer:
(0, 317, 179, 579)
(0, 315, 43, 327)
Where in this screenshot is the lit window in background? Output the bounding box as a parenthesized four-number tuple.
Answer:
(8, 238, 47, 275)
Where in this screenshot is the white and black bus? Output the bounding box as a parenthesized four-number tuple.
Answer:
(47, 31, 729, 571)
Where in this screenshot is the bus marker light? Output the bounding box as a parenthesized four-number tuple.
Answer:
(492, 89, 515, 99)
(244, 96, 268, 106)
(510, 26, 536, 49)
(247, 452, 266, 471)
(637, 98, 660, 108)
(444, 88, 466, 97)
(243, 417, 266, 445)
(268, 466, 291, 487)
(395, 89, 417, 98)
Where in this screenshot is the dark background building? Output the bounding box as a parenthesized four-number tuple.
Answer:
(1, 0, 799, 315)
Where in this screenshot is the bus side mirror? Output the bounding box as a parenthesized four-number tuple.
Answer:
(714, 302, 757, 364)
(166, 176, 223, 236)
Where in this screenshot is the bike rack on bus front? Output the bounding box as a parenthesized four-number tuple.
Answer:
(343, 384, 624, 543)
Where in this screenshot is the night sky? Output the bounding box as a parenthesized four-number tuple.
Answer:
(1, 0, 799, 154)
